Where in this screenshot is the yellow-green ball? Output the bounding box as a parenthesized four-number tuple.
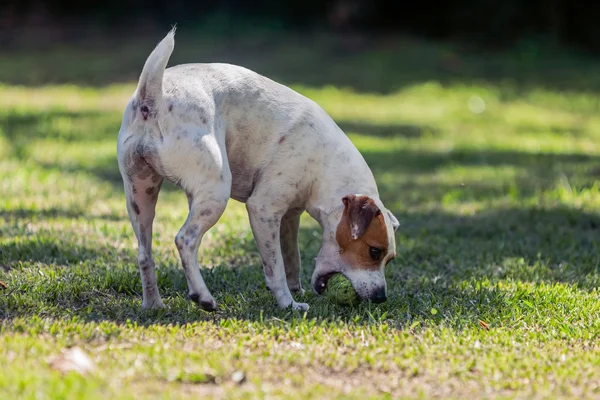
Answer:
(325, 274, 360, 306)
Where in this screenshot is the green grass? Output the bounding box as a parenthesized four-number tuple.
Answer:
(3, 32, 600, 399)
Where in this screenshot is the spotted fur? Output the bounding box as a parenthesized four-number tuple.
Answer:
(116, 29, 399, 312)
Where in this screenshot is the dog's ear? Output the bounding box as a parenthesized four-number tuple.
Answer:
(386, 209, 400, 232)
(136, 28, 176, 113)
(342, 194, 381, 240)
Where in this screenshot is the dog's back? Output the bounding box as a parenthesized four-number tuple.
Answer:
(161, 62, 370, 203)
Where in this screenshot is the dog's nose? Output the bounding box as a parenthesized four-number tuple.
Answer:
(371, 287, 387, 303)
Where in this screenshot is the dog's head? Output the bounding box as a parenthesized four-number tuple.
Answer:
(312, 194, 399, 303)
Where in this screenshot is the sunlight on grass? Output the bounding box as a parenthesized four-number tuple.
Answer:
(3, 37, 600, 398)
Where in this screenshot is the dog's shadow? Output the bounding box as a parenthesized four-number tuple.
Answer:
(3, 200, 599, 329)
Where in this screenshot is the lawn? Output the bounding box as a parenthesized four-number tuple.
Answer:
(3, 31, 600, 399)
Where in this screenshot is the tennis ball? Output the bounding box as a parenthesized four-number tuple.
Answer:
(325, 273, 360, 306)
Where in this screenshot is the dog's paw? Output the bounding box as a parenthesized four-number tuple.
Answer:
(142, 298, 165, 310)
(189, 293, 218, 312)
(291, 301, 310, 312)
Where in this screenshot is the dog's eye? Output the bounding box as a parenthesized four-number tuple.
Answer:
(369, 247, 383, 261)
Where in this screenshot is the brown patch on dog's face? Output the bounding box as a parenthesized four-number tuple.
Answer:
(335, 194, 393, 270)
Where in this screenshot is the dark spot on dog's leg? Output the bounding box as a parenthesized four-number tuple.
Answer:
(189, 293, 200, 303)
(182, 225, 200, 241)
(264, 263, 274, 279)
(132, 201, 140, 215)
(199, 209, 213, 217)
(278, 136, 286, 144)
(145, 186, 155, 195)
(168, 103, 173, 112)
(152, 174, 161, 183)
(175, 236, 185, 252)
(140, 260, 151, 272)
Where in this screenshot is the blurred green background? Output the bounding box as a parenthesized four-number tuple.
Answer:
(3, 1, 600, 51)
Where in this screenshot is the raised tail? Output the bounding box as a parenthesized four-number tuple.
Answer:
(135, 28, 176, 111)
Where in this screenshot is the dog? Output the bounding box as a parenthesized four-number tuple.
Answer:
(117, 29, 400, 312)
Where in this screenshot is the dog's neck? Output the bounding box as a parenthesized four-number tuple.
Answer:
(312, 203, 344, 243)
(304, 122, 382, 241)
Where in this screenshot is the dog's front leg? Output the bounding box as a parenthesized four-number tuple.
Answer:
(247, 202, 309, 311)
(123, 174, 164, 309)
(175, 185, 229, 312)
(281, 210, 304, 295)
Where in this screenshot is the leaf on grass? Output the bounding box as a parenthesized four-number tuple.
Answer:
(478, 320, 490, 331)
(0, 281, 6, 290)
(49, 346, 96, 376)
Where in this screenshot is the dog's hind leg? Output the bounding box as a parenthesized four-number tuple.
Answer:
(174, 189, 228, 312)
(174, 174, 230, 312)
(122, 169, 164, 309)
(280, 209, 304, 295)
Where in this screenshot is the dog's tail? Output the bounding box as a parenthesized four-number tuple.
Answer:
(135, 27, 176, 108)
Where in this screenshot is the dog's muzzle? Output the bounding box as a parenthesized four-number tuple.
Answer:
(370, 286, 387, 303)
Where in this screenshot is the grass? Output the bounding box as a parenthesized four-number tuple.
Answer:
(3, 31, 600, 398)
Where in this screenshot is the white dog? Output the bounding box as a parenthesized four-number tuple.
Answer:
(117, 29, 399, 312)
